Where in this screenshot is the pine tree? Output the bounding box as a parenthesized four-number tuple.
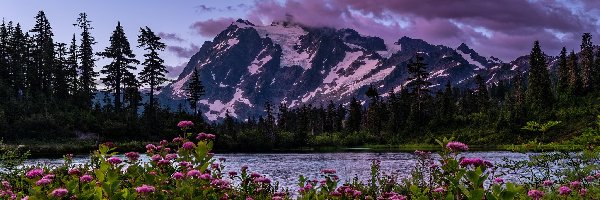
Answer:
(30, 11, 55, 96)
(8, 23, 28, 97)
(0, 20, 9, 86)
(75, 13, 98, 108)
(525, 41, 553, 113)
(138, 26, 168, 111)
(347, 97, 362, 133)
(53, 42, 69, 98)
(557, 47, 569, 94)
(98, 21, 139, 112)
(474, 74, 489, 112)
(594, 46, 600, 93)
(406, 53, 431, 125)
(185, 68, 205, 116)
(580, 33, 593, 93)
(567, 51, 581, 95)
(66, 35, 78, 96)
(123, 72, 141, 113)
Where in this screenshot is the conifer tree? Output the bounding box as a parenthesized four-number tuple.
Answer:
(185, 68, 205, 116)
(557, 47, 569, 94)
(138, 26, 168, 110)
(30, 11, 55, 96)
(347, 97, 362, 133)
(0, 21, 9, 85)
(525, 41, 553, 113)
(406, 53, 431, 124)
(580, 33, 593, 93)
(8, 23, 27, 97)
(98, 21, 139, 112)
(75, 13, 98, 108)
(66, 35, 78, 96)
(474, 74, 489, 112)
(53, 42, 69, 98)
(594, 46, 600, 93)
(567, 51, 581, 95)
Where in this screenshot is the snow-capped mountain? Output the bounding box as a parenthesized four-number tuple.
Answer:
(157, 19, 542, 121)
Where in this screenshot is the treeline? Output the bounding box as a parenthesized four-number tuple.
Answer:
(210, 37, 600, 151)
(0, 11, 198, 141)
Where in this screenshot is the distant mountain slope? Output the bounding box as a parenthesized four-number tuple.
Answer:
(157, 19, 550, 121)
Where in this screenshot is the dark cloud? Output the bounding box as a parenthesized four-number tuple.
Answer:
(158, 32, 184, 42)
(165, 62, 188, 79)
(167, 44, 200, 58)
(190, 17, 235, 37)
(244, 0, 599, 60)
(195, 5, 216, 12)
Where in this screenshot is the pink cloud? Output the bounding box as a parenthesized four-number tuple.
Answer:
(167, 44, 200, 58)
(190, 17, 236, 37)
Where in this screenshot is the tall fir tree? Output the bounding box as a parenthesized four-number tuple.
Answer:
(474, 74, 489, 112)
(525, 41, 553, 114)
(137, 26, 168, 111)
(30, 11, 55, 97)
(185, 68, 205, 116)
(75, 13, 98, 108)
(8, 23, 28, 97)
(405, 53, 431, 125)
(98, 21, 139, 112)
(580, 33, 593, 93)
(567, 51, 581, 95)
(557, 47, 569, 94)
(594, 45, 600, 93)
(347, 97, 362, 133)
(66, 35, 79, 96)
(0, 20, 9, 85)
(53, 42, 69, 99)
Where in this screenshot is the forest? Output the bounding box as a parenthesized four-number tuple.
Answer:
(0, 11, 599, 153)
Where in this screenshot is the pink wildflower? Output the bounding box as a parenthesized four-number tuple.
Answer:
(199, 173, 211, 180)
(543, 180, 554, 186)
(50, 188, 68, 198)
(527, 190, 544, 200)
(571, 181, 581, 188)
(196, 132, 216, 140)
(172, 172, 184, 180)
(177, 120, 194, 128)
(25, 168, 43, 179)
(433, 187, 446, 193)
(35, 178, 52, 186)
(79, 174, 93, 183)
(187, 170, 201, 177)
(159, 140, 168, 146)
(459, 158, 492, 168)
(446, 141, 469, 151)
(125, 152, 140, 161)
(135, 185, 155, 194)
(494, 177, 504, 184)
(580, 188, 587, 196)
(559, 186, 571, 195)
(68, 168, 80, 175)
(151, 154, 162, 162)
(107, 157, 122, 165)
(228, 171, 237, 176)
(585, 175, 595, 182)
(172, 137, 184, 144)
(182, 141, 196, 150)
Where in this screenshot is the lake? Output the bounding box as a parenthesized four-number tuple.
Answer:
(24, 151, 543, 189)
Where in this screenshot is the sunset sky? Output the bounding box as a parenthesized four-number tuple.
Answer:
(1, 0, 599, 78)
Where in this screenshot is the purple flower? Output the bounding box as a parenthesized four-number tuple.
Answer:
(107, 157, 122, 165)
(433, 187, 446, 193)
(50, 188, 68, 198)
(135, 184, 155, 194)
(580, 188, 588, 196)
(210, 179, 230, 189)
(199, 173, 211, 180)
(172, 137, 184, 144)
(151, 154, 162, 162)
(179, 161, 191, 168)
(196, 132, 216, 140)
(494, 177, 504, 184)
(182, 142, 196, 150)
(165, 153, 178, 160)
(172, 172, 184, 180)
(159, 140, 168, 146)
(68, 168, 80, 175)
(25, 168, 43, 179)
(187, 170, 201, 177)
(228, 171, 238, 176)
(177, 120, 194, 128)
(253, 177, 271, 184)
(35, 178, 52, 186)
(250, 172, 261, 178)
(543, 180, 554, 186)
(559, 186, 572, 195)
(585, 175, 595, 182)
(414, 150, 431, 158)
(446, 141, 469, 151)
(320, 169, 336, 174)
(145, 144, 156, 151)
(527, 189, 544, 200)
(157, 159, 170, 166)
(79, 174, 93, 183)
(459, 158, 492, 168)
(125, 152, 140, 161)
(570, 181, 581, 188)
(42, 174, 55, 180)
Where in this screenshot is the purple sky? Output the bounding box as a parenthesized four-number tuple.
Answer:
(2, 0, 599, 79)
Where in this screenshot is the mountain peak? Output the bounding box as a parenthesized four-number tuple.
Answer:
(457, 43, 472, 53)
(235, 19, 255, 26)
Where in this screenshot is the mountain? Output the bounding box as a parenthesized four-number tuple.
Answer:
(156, 19, 547, 121)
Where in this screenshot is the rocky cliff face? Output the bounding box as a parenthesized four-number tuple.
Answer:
(157, 19, 548, 121)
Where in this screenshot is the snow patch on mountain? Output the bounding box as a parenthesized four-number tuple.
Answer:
(171, 73, 192, 98)
(457, 49, 486, 70)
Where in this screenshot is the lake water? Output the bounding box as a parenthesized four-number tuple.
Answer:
(25, 151, 540, 189)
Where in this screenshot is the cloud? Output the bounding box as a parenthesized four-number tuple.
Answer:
(195, 5, 216, 12)
(190, 17, 235, 37)
(165, 62, 188, 79)
(243, 0, 599, 60)
(167, 44, 200, 58)
(158, 32, 184, 42)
